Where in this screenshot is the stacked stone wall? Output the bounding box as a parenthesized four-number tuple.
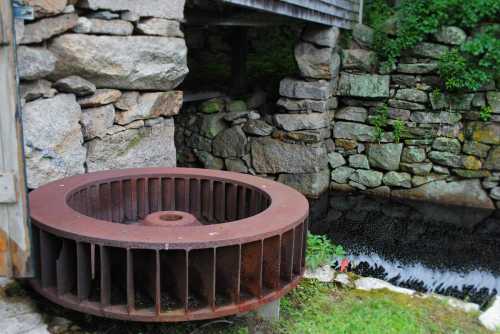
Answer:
(176, 23, 500, 209)
(16, 0, 187, 188)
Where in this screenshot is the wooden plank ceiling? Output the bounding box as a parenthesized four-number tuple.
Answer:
(221, 0, 360, 28)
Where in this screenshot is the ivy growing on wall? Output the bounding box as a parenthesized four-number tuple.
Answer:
(367, 0, 500, 91)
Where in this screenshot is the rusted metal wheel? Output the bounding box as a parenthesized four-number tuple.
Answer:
(29, 168, 309, 322)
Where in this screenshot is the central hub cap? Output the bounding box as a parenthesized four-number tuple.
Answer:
(142, 211, 201, 227)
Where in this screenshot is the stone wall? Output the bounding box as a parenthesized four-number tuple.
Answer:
(176, 23, 500, 209)
(16, 0, 187, 188)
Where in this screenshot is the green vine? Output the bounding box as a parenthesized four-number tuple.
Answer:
(369, 0, 500, 91)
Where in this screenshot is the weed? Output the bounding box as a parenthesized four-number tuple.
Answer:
(372, 104, 389, 143)
(306, 233, 345, 270)
(392, 120, 407, 143)
(480, 105, 493, 122)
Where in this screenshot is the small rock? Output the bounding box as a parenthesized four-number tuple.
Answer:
(490, 187, 500, 200)
(74, 18, 134, 35)
(412, 174, 447, 187)
(225, 158, 248, 173)
(452, 169, 490, 178)
(333, 122, 375, 142)
(277, 170, 330, 198)
(19, 79, 57, 101)
(467, 122, 500, 145)
(411, 42, 449, 59)
(88, 10, 120, 20)
(295, 42, 340, 80)
(352, 23, 374, 49)
(432, 137, 461, 153)
(337, 73, 390, 98)
(304, 265, 335, 282)
(348, 154, 370, 169)
(277, 97, 336, 113)
(462, 141, 490, 158)
(331, 166, 354, 184)
(20, 13, 78, 44)
(242, 120, 273, 136)
(410, 111, 461, 124)
(486, 91, 500, 114)
(200, 98, 224, 114)
(81, 104, 115, 139)
(389, 99, 425, 111)
(227, 100, 247, 113)
(479, 296, 500, 331)
(54, 76, 96, 96)
(121, 11, 140, 22)
(334, 273, 351, 286)
(115, 91, 182, 125)
(485, 146, 500, 170)
(383, 171, 412, 188)
(25, 0, 67, 18)
(400, 162, 433, 176)
(335, 106, 367, 123)
(302, 26, 339, 48)
(463, 155, 482, 170)
(17, 46, 56, 80)
(395, 88, 428, 103)
(78, 89, 122, 108)
(428, 151, 463, 168)
(137, 18, 183, 37)
(401, 147, 426, 163)
(367, 143, 403, 171)
(213, 126, 247, 158)
(433, 165, 450, 175)
(194, 150, 224, 170)
(434, 26, 467, 45)
(199, 113, 227, 139)
(224, 111, 250, 122)
(349, 169, 383, 188)
(251, 137, 327, 174)
(279, 77, 332, 100)
(342, 49, 378, 72)
(355, 277, 415, 295)
(328, 152, 346, 169)
(397, 63, 438, 74)
(274, 112, 330, 131)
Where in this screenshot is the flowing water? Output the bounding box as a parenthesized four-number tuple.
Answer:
(310, 192, 500, 307)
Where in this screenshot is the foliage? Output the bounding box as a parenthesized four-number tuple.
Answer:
(480, 105, 493, 121)
(306, 233, 345, 270)
(372, 104, 389, 143)
(369, 0, 500, 91)
(247, 26, 299, 93)
(392, 120, 407, 143)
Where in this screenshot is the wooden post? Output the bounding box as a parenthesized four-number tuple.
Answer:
(230, 27, 248, 96)
(0, 0, 32, 277)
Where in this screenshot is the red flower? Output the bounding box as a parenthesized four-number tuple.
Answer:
(339, 258, 350, 272)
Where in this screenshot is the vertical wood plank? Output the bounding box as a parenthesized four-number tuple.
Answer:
(0, 0, 32, 277)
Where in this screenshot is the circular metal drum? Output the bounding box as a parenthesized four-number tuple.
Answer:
(29, 168, 309, 322)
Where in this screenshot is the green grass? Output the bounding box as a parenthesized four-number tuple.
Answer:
(277, 280, 491, 334)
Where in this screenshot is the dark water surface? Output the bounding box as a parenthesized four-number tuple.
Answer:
(310, 192, 500, 307)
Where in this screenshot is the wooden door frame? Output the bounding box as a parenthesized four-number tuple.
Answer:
(0, 0, 32, 277)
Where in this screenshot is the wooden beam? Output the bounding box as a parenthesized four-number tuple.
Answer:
(222, 0, 356, 28)
(185, 11, 296, 27)
(0, 0, 32, 278)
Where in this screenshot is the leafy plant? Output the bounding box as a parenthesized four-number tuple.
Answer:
(372, 104, 389, 143)
(392, 120, 407, 143)
(306, 234, 345, 270)
(480, 105, 493, 121)
(370, 0, 500, 91)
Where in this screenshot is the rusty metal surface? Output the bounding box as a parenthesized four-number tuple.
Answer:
(29, 168, 308, 322)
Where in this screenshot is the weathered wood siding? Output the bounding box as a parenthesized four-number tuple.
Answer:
(0, 0, 32, 277)
(222, 0, 360, 28)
